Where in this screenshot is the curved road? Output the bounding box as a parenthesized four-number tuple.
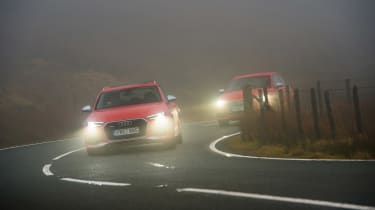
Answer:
(1, 121, 375, 210)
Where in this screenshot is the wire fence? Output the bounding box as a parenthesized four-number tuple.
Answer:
(240, 78, 375, 146)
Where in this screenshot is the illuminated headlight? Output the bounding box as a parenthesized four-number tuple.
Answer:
(147, 112, 173, 136)
(215, 99, 226, 109)
(87, 122, 104, 128)
(147, 112, 166, 120)
(85, 122, 104, 138)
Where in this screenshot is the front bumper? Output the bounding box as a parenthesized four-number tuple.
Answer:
(215, 99, 245, 121)
(85, 135, 176, 149)
(83, 118, 176, 148)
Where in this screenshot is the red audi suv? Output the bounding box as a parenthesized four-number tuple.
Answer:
(81, 81, 182, 155)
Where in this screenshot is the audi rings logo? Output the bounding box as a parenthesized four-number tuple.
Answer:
(113, 120, 132, 127)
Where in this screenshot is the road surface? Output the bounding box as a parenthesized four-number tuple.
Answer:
(1, 121, 374, 210)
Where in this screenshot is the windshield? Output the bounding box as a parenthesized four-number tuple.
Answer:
(227, 76, 270, 91)
(96, 86, 161, 110)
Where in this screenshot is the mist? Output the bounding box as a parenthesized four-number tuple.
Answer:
(1, 0, 374, 111)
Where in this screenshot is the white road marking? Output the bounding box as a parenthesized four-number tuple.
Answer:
(42, 164, 54, 176)
(60, 178, 131, 187)
(148, 162, 175, 169)
(177, 188, 375, 210)
(209, 132, 375, 162)
(209, 132, 241, 158)
(42, 147, 84, 177)
(52, 148, 85, 161)
(43, 147, 133, 187)
(0, 138, 75, 151)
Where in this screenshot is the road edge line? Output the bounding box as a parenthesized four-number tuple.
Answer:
(177, 188, 375, 210)
(0, 138, 76, 151)
(60, 178, 131, 187)
(52, 148, 85, 161)
(209, 132, 375, 162)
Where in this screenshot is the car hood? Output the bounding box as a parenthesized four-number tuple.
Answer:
(86, 102, 167, 122)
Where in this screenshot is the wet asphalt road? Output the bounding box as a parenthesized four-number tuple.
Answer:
(1, 121, 375, 210)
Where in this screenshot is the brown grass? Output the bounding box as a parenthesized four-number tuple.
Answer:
(224, 134, 375, 159)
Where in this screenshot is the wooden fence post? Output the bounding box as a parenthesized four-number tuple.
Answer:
(324, 91, 336, 139)
(286, 85, 291, 113)
(263, 87, 269, 111)
(294, 88, 304, 139)
(278, 89, 286, 132)
(310, 88, 320, 139)
(258, 89, 264, 114)
(317, 80, 323, 116)
(352, 86, 362, 133)
(346, 79, 351, 104)
(241, 85, 252, 141)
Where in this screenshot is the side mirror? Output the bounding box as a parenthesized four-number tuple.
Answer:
(219, 89, 225, 94)
(81, 105, 92, 112)
(275, 82, 284, 88)
(167, 95, 177, 102)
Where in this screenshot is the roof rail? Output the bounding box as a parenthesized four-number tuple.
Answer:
(101, 80, 157, 91)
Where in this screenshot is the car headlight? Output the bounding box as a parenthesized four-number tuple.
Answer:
(85, 121, 104, 137)
(87, 122, 104, 128)
(147, 112, 166, 120)
(147, 112, 169, 127)
(147, 112, 173, 135)
(215, 99, 226, 109)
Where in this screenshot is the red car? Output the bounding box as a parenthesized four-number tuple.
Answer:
(81, 81, 182, 155)
(215, 72, 289, 126)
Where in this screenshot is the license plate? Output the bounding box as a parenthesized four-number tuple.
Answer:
(113, 127, 140, 136)
(231, 106, 244, 112)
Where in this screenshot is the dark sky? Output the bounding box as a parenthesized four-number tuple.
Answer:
(1, 0, 375, 102)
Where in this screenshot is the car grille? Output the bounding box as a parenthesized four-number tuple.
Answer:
(104, 119, 147, 140)
(228, 100, 244, 112)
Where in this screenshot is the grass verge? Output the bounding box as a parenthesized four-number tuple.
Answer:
(219, 134, 375, 159)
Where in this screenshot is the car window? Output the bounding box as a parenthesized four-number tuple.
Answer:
(272, 74, 286, 87)
(228, 76, 270, 91)
(96, 86, 161, 110)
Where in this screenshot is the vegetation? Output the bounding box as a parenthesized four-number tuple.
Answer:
(0, 63, 125, 147)
(222, 134, 375, 159)
(237, 84, 375, 159)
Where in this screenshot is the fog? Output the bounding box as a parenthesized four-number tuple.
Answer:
(1, 0, 375, 103)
